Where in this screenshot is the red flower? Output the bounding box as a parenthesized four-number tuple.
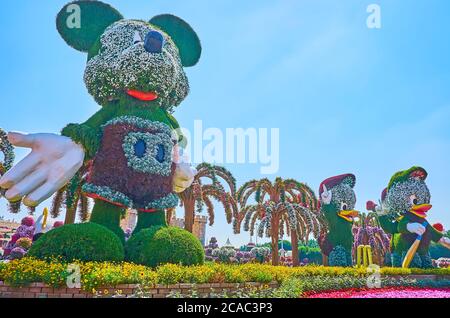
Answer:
(10, 233, 20, 244)
(21, 216, 35, 227)
(366, 201, 377, 212)
(433, 223, 444, 232)
(53, 221, 64, 228)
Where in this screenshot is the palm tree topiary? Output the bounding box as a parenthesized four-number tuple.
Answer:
(0, 127, 36, 215)
(49, 166, 91, 224)
(178, 163, 238, 233)
(234, 177, 325, 266)
(352, 212, 390, 266)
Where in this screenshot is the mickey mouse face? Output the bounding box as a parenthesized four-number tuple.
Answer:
(56, 1, 201, 112)
(84, 20, 189, 110)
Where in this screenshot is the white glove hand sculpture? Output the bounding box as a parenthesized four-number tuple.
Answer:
(0, 131, 196, 207)
(173, 163, 197, 193)
(406, 222, 426, 236)
(172, 147, 197, 193)
(439, 237, 450, 249)
(0, 132, 85, 207)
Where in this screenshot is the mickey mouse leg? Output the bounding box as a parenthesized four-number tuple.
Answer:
(132, 210, 166, 235)
(89, 199, 125, 244)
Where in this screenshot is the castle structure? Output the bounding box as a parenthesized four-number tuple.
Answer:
(120, 209, 207, 246)
(170, 214, 208, 246)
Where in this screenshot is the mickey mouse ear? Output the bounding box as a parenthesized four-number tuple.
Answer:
(150, 14, 202, 67)
(56, 0, 123, 52)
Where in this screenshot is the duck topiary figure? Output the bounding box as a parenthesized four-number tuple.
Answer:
(370, 167, 450, 268)
(318, 174, 359, 267)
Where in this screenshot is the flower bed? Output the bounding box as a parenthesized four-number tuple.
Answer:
(307, 287, 450, 298)
(0, 258, 449, 297)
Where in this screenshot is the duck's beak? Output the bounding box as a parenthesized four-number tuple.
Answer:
(410, 204, 432, 218)
(338, 210, 359, 222)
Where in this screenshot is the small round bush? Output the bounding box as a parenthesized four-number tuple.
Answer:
(125, 226, 204, 267)
(28, 223, 124, 262)
(328, 245, 351, 267)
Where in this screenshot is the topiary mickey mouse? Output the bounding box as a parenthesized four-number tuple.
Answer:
(0, 0, 204, 265)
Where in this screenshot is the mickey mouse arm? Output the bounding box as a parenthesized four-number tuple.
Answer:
(61, 107, 117, 160)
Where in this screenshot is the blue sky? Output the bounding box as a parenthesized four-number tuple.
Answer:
(1, 0, 450, 247)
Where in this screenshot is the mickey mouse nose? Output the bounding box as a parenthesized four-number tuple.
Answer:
(144, 30, 164, 53)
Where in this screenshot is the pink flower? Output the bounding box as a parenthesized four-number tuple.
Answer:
(53, 221, 64, 228)
(10, 233, 20, 244)
(307, 287, 450, 299)
(21, 216, 35, 227)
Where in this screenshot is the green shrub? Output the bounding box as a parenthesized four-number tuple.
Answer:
(429, 242, 450, 259)
(328, 246, 351, 266)
(298, 246, 323, 264)
(125, 226, 205, 268)
(28, 223, 124, 262)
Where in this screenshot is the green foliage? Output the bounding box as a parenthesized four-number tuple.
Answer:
(298, 246, 322, 264)
(328, 245, 351, 267)
(28, 223, 124, 262)
(429, 243, 450, 259)
(125, 226, 204, 267)
(387, 166, 427, 190)
(61, 123, 101, 159)
(56, 0, 123, 52)
(150, 14, 202, 67)
(89, 200, 125, 244)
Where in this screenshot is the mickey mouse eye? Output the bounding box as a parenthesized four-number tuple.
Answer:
(340, 202, 348, 211)
(133, 31, 143, 45)
(144, 30, 164, 53)
(410, 194, 418, 205)
(155, 144, 165, 163)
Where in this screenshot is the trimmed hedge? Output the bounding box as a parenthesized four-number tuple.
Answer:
(125, 226, 204, 267)
(28, 223, 124, 262)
